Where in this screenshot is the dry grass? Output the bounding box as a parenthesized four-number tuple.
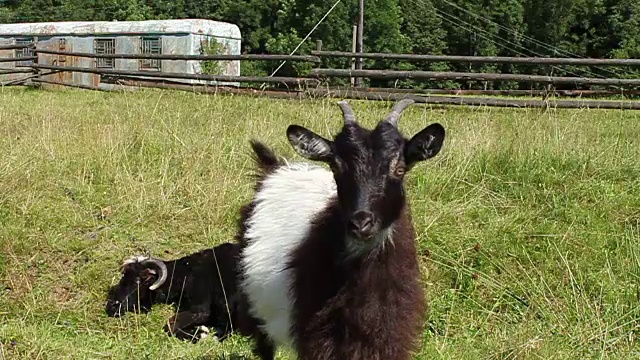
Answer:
(0, 87, 639, 359)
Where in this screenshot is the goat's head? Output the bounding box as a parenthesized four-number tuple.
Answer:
(286, 99, 445, 247)
(105, 256, 167, 317)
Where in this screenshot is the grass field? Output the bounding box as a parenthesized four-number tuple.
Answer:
(0, 86, 639, 359)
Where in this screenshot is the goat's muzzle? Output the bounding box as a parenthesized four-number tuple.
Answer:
(348, 210, 377, 240)
(105, 300, 124, 317)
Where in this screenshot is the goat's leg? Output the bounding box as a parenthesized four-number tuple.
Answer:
(235, 292, 275, 359)
(164, 311, 211, 342)
(253, 330, 275, 360)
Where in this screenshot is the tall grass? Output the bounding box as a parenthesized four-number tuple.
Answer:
(0, 87, 638, 359)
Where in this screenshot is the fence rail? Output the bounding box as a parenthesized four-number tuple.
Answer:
(0, 68, 35, 75)
(29, 64, 319, 86)
(99, 79, 640, 110)
(312, 51, 640, 67)
(309, 88, 640, 109)
(0, 43, 35, 50)
(35, 49, 321, 62)
(113, 78, 309, 98)
(0, 70, 61, 86)
(30, 77, 110, 91)
(310, 68, 640, 87)
(338, 87, 640, 97)
(0, 56, 37, 63)
(1, 40, 639, 109)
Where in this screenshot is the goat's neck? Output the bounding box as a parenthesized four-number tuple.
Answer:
(153, 287, 177, 304)
(346, 208, 419, 287)
(150, 260, 180, 304)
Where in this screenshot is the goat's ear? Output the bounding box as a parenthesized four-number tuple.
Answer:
(286, 125, 334, 162)
(405, 123, 445, 168)
(140, 268, 157, 282)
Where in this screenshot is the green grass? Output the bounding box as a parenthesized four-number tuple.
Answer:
(0, 86, 639, 359)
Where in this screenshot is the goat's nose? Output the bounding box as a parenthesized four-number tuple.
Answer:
(105, 303, 121, 317)
(348, 211, 375, 239)
(105, 300, 125, 316)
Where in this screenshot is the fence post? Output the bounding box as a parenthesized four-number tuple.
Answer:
(33, 36, 41, 87)
(355, 0, 364, 87)
(351, 25, 357, 88)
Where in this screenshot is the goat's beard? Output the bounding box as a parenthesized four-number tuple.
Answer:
(344, 225, 394, 258)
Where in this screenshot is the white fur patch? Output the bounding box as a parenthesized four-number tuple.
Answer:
(306, 138, 331, 157)
(196, 325, 220, 342)
(239, 162, 337, 347)
(292, 134, 331, 159)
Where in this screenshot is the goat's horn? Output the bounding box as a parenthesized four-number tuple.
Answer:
(384, 99, 415, 126)
(337, 100, 356, 125)
(143, 258, 168, 291)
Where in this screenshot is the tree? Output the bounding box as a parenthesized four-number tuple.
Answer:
(398, 0, 448, 89)
(2, 0, 640, 90)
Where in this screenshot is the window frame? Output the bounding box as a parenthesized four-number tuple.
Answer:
(14, 37, 35, 66)
(139, 36, 162, 71)
(94, 38, 116, 69)
(58, 38, 67, 64)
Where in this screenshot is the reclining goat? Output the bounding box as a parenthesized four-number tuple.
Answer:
(105, 242, 240, 343)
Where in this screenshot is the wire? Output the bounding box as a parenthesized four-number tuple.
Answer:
(439, 0, 583, 58)
(269, 0, 342, 77)
(437, 0, 624, 78)
(434, 7, 602, 80)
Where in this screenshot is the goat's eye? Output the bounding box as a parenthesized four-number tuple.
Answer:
(389, 157, 405, 178)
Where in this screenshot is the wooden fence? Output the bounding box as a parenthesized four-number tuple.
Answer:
(311, 50, 640, 66)
(310, 68, 640, 87)
(1, 41, 640, 110)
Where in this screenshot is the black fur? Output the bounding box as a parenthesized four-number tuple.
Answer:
(249, 139, 283, 174)
(105, 242, 241, 343)
(236, 100, 445, 359)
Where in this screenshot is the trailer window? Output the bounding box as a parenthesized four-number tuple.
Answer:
(58, 38, 67, 64)
(94, 38, 115, 68)
(140, 37, 162, 71)
(15, 38, 34, 65)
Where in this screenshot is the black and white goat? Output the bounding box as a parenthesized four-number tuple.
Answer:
(234, 99, 445, 359)
(105, 242, 240, 343)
